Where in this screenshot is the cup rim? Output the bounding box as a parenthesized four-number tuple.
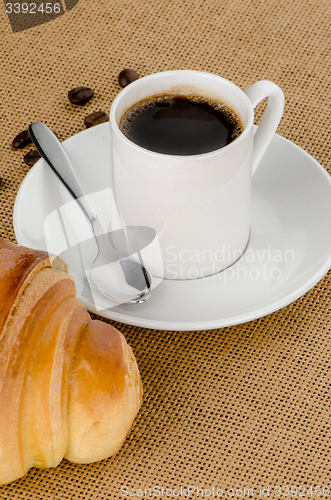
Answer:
(110, 70, 255, 159)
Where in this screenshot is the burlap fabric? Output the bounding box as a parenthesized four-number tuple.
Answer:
(0, 0, 331, 496)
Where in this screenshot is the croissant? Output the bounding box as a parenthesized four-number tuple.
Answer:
(0, 239, 142, 485)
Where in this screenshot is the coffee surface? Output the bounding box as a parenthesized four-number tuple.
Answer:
(120, 95, 243, 155)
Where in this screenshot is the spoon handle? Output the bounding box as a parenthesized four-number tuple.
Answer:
(29, 122, 97, 223)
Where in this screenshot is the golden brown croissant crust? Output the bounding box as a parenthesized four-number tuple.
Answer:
(0, 240, 142, 485)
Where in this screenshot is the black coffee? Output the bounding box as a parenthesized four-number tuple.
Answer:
(120, 94, 243, 155)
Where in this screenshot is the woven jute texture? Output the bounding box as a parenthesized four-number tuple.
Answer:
(1, 0, 331, 496)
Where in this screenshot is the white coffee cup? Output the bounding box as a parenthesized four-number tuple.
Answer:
(110, 70, 284, 280)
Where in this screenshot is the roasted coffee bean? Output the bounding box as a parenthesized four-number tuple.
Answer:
(68, 86, 94, 105)
(118, 69, 138, 88)
(12, 129, 32, 149)
(24, 149, 41, 166)
(84, 111, 109, 128)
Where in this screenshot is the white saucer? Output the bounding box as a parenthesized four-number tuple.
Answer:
(14, 123, 331, 331)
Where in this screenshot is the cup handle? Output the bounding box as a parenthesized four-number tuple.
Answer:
(245, 80, 285, 175)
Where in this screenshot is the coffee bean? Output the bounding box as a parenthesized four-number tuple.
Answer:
(12, 129, 32, 149)
(84, 111, 109, 128)
(68, 86, 94, 105)
(24, 149, 41, 166)
(118, 69, 138, 88)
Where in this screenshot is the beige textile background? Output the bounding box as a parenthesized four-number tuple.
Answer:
(1, 0, 331, 496)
